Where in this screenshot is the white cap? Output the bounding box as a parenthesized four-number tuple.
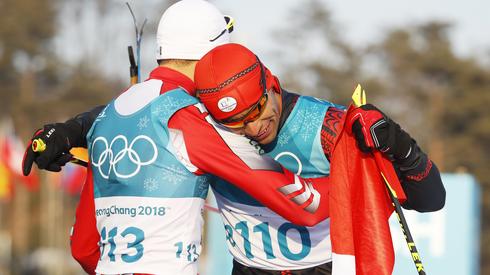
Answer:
(156, 0, 232, 60)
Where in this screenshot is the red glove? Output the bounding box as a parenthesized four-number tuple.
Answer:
(348, 104, 412, 161)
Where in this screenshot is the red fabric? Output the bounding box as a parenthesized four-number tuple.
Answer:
(71, 166, 99, 275)
(329, 105, 406, 275)
(148, 66, 196, 95)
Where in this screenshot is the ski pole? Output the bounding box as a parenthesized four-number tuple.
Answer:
(351, 84, 426, 275)
(126, 2, 147, 83)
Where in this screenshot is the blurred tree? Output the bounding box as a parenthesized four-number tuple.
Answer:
(271, 0, 362, 106)
(274, 1, 490, 274)
(0, 1, 59, 273)
(0, 0, 55, 119)
(0, 0, 122, 274)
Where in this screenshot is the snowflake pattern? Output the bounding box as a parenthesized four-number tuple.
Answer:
(277, 104, 324, 146)
(162, 164, 188, 185)
(289, 121, 302, 134)
(277, 133, 291, 147)
(143, 178, 159, 192)
(137, 116, 150, 130)
(152, 97, 195, 121)
(297, 105, 324, 141)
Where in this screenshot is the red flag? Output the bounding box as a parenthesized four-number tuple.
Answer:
(329, 106, 406, 275)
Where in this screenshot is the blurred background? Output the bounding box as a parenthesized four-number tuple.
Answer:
(0, 0, 488, 274)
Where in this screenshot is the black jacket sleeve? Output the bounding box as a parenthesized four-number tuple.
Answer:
(65, 105, 106, 148)
(396, 142, 446, 212)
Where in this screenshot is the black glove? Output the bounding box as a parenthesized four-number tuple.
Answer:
(22, 105, 105, 176)
(22, 122, 83, 175)
(349, 104, 413, 162)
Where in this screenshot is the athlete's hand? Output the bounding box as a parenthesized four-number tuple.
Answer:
(348, 104, 412, 161)
(22, 123, 78, 175)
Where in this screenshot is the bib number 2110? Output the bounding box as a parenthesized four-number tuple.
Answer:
(225, 221, 311, 261)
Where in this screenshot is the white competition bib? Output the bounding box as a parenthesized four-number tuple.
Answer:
(94, 196, 205, 275)
(215, 192, 332, 270)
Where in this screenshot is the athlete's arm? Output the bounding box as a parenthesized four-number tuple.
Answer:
(70, 168, 100, 275)
(66, 105, 107, 147)
(391, 143, 445, 212)
(322, 106, 445, 212)
(169, 104, 330, 227)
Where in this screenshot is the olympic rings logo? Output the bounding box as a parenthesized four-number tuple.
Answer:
(91, 135, 158, 179)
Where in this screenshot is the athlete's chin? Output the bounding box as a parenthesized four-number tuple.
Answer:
(258, 133, 277, 145)
(256, 121, 278, 145)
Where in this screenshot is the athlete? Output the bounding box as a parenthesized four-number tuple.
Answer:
(21, 1, 332, 274)
(193, 43, 446, 275)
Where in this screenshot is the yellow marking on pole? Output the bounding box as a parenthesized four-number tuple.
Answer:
(130, 75, 138, 85)
(381, 172, 398, 199)
(351, 84, 366, 107)
(32, 139, 46, 152)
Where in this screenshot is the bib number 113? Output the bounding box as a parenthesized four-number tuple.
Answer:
(99, 226, 145, 263)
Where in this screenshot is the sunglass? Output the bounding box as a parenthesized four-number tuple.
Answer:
(219, 58, 269, 129)
(209, 15, 235, 42)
